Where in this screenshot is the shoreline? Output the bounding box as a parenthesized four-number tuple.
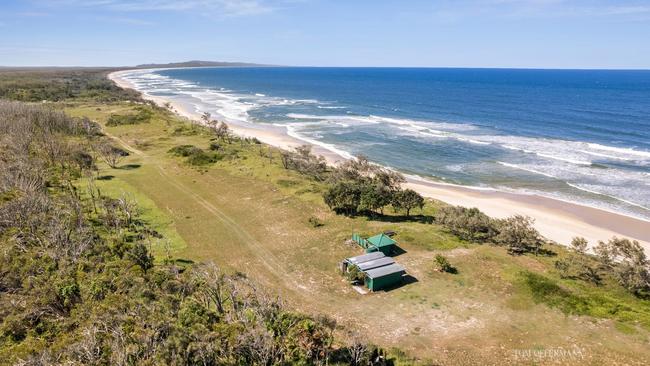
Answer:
(108, 69, 650, 252)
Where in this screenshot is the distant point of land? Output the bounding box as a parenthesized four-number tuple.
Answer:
(134, 60, 271, 69)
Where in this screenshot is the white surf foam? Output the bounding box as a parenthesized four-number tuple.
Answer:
(497, 162, 558, 179)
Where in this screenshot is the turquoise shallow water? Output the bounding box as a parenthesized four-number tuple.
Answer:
(121, 67, 650, 220)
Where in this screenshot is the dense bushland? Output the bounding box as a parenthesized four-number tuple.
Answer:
(0, 69, 141, 102)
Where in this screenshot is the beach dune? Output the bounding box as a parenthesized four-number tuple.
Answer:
(109, 70, 650, 253)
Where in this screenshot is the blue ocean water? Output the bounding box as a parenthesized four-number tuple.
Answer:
(122, 67, 650, 220)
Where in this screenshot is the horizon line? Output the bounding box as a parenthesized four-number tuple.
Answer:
(2, 64, 650, 72)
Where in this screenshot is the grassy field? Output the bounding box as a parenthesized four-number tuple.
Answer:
(63, 101, 650, 365)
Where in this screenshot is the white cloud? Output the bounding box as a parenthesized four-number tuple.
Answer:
(427, 0, 650, 22)
(98, 16, 156, 25)
(47, 0, 277, 17)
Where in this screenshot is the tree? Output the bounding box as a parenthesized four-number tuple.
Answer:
(391, 189, 424, 216)
(373, 169, 405, 192)
(97, 143, 128, 169)
(359, 184, 391, 214)
(435, 206, 498, 242)
(594, 237, 650, 295)
(281, 145, 328, 181)
(71, 150, 95, 173)
(494, 215, 543, 255)
(201, 111, 211, 124)
(128, 242, 154, 273)
(213, 121, 231, 141)
(571, 237, 588, 254)
(346, 265, 365, 284)
(554, 255, 602, 285)
(323, 182, 362, 215)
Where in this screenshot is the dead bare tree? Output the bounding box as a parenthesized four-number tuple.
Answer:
(97, 143, 128, 169)
(347, 332, 369, 366)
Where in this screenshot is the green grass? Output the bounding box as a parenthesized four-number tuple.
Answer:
(82, 173, 188, 259)
(520, 271, 650, 328)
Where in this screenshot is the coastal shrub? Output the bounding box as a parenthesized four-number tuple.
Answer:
(435, 206, 498, 242)
(494, 215, 543, 255)
(308, 216, 324, 227)
(594, 237, 650, 297)
(571, 236, 589, 253)
(554, 249, 603, 285)
(434, 255, 457, 274)
(187, 150, 222, 166)
(346, 265, 365, 283)
(168, 144, 222, 166)
(280, 145, 328, 181)
(106, 106, 153, 126)
(168, 144, 202, 157)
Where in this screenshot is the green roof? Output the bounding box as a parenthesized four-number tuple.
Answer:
(366, 233, 397, 248)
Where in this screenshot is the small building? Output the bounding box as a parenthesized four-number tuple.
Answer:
(351, 233, 398, 256)
(364, 263, 406, 291)
(356, 256, 395, 271)
(365, 233, 398, 255)
(347, 251, 385, 265)
(340, 251, 386, 272)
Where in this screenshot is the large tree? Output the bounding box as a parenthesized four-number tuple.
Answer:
(594, 237, 650, 295)
(323, 181, 363, 215)
(391, 189, 424, 216)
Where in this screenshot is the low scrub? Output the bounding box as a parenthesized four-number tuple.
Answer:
(168, 144, 223, 166)
(106, 106, 153, 126)
(434, 254, 457, 274)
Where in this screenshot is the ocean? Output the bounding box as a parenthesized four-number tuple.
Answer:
(120, 67, 650, 220)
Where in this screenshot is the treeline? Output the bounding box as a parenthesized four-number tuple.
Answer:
(435, 205, 650, 297)
(280, 148, 424, 217)
(0, 69, 141, 102)
(0, 101, 400, 365)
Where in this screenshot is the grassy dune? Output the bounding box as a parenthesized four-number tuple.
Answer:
(63, 101, 650, 365)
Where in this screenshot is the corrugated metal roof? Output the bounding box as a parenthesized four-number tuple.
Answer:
(367, 233, 397, 248)
(357, 257, 395, 271)
(365, 263, 406, 279)
(346, 251, 385, 265)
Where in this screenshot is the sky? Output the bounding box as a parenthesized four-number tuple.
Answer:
(1, 0, 649, 68)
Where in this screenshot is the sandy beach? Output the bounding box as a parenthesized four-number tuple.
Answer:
(109, 69, 650, 252)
